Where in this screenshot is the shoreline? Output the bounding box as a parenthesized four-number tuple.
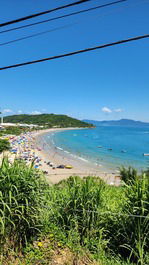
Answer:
(1, 128, 121, 186)
(33, 128, 121, 186)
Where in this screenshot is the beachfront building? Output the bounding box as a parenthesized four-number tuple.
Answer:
(1, 123, 40, 128)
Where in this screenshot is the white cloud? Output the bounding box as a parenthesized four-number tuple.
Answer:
(3, 109, 13, 113)
(101, 107, 112, 113)
(114, 108, 123, 113)
(31, 110, 42, 115)
(18, 110, 23, 114)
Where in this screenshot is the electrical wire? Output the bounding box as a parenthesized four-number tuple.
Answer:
(0, 33, 148, 71)
(0, 0, 92, 28)
(0, 0, 127, 34)
(0, 23, 77, 47)
(0, 0, 128, 47)
(0, 0, 145, 48)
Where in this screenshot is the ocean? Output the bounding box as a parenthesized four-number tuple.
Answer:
(41, 126, 149, 172)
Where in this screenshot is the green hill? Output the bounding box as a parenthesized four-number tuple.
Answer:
(3, 114, 93, 128)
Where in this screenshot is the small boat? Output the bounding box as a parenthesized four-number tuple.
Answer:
(121, 150, 126, 153)
(108, 148, 112, 151)
(97, 146, 102, 148)
(143, 153, 149, 156)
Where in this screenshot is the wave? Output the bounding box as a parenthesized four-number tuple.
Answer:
(70, 153, 77, 158)
(77, 157, 88, 162)
(64, 150, 70, 154)
(68, 153, 88, 162)
(56, 147, 63, 151)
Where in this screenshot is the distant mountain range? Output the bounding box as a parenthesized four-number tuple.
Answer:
(83, 119, 149, 127)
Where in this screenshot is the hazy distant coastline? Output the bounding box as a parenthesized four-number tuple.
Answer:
(83, 118, 149, 127)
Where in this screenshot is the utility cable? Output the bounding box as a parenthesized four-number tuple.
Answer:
(0, 0, 127, 47)
(0, 0, 145, 48)
(0, 0, 127, 34)
(0, 23, 76, 47)
(0, 0, 92, 28)
(0, 33, 148, 71)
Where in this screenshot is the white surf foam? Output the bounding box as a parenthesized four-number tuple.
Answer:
(56, 147, 63, 151)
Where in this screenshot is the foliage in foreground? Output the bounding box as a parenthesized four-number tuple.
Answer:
(0, 139, 10, 153)
(44, 172, 149, 264)
(0, 160, 148, 265)
(0, 158, 48, 249)
(106, 167, 149, 264)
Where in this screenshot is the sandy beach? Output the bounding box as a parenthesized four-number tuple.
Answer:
(0, 128, 121, 186)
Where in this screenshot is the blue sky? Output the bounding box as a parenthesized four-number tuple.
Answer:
(0, 0, 149, 121)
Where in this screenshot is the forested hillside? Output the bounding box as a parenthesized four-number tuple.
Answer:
(4, 114, 93, 128)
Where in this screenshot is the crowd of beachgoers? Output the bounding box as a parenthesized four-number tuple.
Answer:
(0, 129, 121, 185)
(3, 131, 72, 173)
(8, 132, 42, 167)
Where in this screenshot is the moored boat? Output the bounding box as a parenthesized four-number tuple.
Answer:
(121, 150, 126, 153)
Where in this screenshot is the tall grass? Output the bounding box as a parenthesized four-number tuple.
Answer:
(120, 172, 149, 264)
(46, 176, 106, 251)
(0, 158, 48, 250)
(104, 169, 149, 265)
(0, 160, 148, 265)
(44, 172, 149, 264)
(120, 166, 137, 185)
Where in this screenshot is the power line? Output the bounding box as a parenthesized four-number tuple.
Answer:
(0, 0, 127, 47)
(0, 0, 91, 28)
(0, 34, 148, 71)
(0, 23, 76, 47)
(0, 0, 127, 34)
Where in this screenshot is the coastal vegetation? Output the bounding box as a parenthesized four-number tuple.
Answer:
(0, 126, 30, 136)
(0, 159, 148, 265)
(4, 114, 93, 128)
(0, 139, 10, 153)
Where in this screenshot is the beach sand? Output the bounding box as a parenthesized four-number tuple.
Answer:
(0, 128, 121, 186)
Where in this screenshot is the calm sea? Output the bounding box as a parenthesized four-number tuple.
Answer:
(42, 126, 149, 171)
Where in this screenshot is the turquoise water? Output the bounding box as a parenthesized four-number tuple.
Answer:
(43, 126, 149, 171)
